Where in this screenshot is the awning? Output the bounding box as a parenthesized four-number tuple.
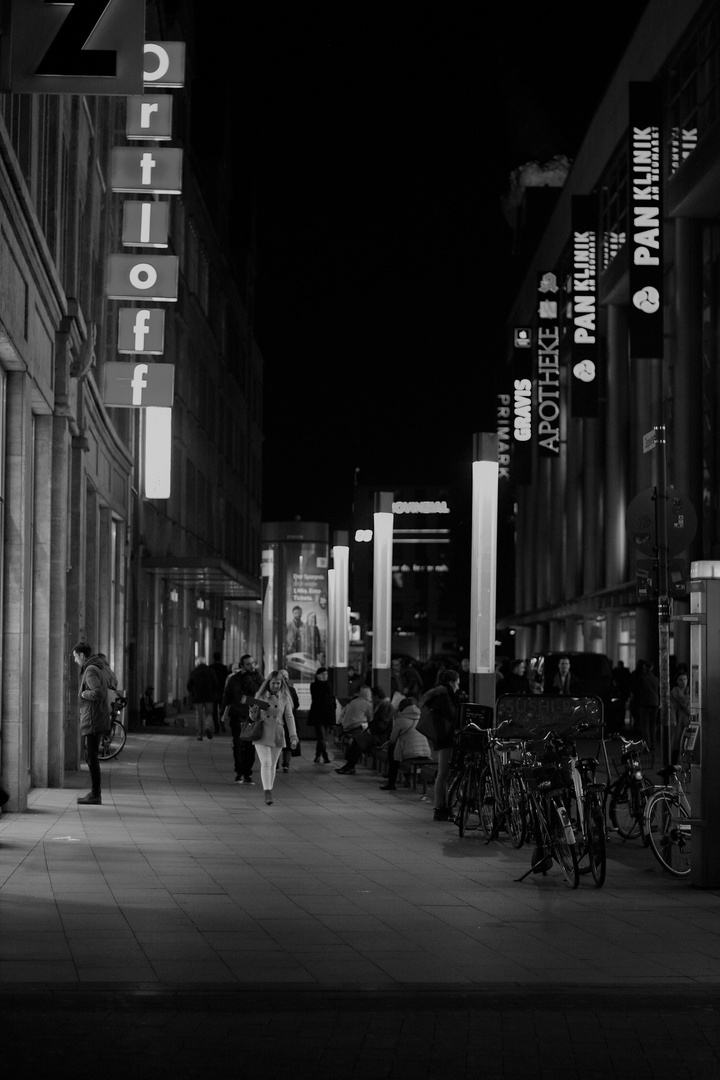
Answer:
(142, 556, 261, 601)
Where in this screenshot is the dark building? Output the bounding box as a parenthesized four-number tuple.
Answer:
(0, 1, 262, 807)
(497, 0, 716, 673)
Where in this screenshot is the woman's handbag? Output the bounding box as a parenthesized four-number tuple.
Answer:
(240, 715, 265, 742)
(416, 703, 454, 745)
(353, 727, 376, 752)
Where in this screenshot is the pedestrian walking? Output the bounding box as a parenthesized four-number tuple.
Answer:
(278, 668, 300, 772)
(254, 671, 299, 804)
(187, 657, 219, 740)
(210, 652, 229, 733)
(73, 641, 111, 806)
(221, 653, 263, 783)
(308, 666, 335, 764)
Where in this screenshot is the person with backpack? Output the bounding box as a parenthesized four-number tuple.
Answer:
(73, 641, 112, 806)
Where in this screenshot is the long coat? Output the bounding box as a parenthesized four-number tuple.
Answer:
(78, 655, 111, 736)
(391, 703, 432, 762)
(254, 690, 297, 749)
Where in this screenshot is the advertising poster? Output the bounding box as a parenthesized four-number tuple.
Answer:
(284, 552, 328, 679)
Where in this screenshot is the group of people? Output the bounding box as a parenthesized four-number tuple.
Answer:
(328, 665, 464, 823)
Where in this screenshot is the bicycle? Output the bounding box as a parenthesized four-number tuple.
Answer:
(480, 723, 532, 848)
(604, 735, 654, 842)
(445, 724, 488, 836)
(516, 734, 580, 889)
(644, 760, 692, 877)
(549, 722, 606, 887)
(97, 694, 128, 760)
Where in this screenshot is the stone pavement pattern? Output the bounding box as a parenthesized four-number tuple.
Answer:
(1, 728, 719, 1078)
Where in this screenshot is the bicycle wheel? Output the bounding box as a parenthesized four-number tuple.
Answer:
(446, 764, 465, 824)
(97, 721, 126, 760)
(550, 798, 580, 888)
(458, 769, 479, 837)
(479, 766, 498, 840)
(609, 774, 653, 840)
(505, 770, 528, 849)
(645, 791, 691, 877)
(585, 797, 607, 887)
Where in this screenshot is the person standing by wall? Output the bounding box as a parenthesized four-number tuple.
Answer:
(73, 641, 111, 806)
(221, 653, 263, 783)
(254, 671, 299, 804)
(187, 657, 219, 741)
(308, 666, 335, 764)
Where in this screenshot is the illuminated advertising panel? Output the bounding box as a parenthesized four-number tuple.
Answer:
(261, 523, 330, 706)
(512, 328, 532, 485)
(536, 272, 560, 456)
(629, 82, 663, 359)
(571, 194, 600, 417)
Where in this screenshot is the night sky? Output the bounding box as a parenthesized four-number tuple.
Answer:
(201, 3, 650, 531)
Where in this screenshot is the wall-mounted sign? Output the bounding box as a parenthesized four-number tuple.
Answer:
(512, 329, 532, 485)
(1, 0, 145, 94)
(111, 148, 183, 194)
(104, 362, 175, 407)
(536, 271, 560, 456)
(122, 202, 169, 247)
(143, 41, 186, 87)
(571, 193, 600, 417)
(117, 308, 166, 354)
(497, 391, 511, 482)
(106, 255, 179, 301)
(125, 95, 173, 140)
(629, 82, 664, 359)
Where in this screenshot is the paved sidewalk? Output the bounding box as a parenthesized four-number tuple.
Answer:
(1, 728, 719, 1077)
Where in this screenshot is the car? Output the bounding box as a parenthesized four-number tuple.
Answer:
(527, 651, 624, 732)
(284, 652, 322, 679)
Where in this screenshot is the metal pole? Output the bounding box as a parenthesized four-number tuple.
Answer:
(655, 423, 671, 765)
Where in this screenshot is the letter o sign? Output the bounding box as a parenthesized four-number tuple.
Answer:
(129, 263, 159, 290)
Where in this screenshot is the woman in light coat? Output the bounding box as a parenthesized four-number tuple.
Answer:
(254, 671, 299, 804)
(379, 698, 432, 792)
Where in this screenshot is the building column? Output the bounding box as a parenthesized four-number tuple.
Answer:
(2, 373, 34, 810)
(31, 413, 53, 787)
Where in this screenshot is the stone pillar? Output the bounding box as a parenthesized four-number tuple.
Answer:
(31, 413, 53, 787)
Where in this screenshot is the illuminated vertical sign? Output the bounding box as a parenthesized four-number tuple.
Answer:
(571, 194, 600, 417)
(629, 82, 663, 359)
(496, 389, 511, 483)
(512, 328, 532, 485)
(536, 272, 560, 456)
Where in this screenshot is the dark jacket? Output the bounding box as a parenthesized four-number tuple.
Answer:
(187, 662, 219, 705)
(221, 668, 263, 720)
(78, 654, 111, 736)
(420, 684, 459, 751)
(210, 661, 229, 700)
(308, 679, 336, 727)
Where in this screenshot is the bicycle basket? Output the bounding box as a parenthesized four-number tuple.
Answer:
(457, 726, 488, 752)
(523, 763, 568, 792)
(610, 750, 655, 777)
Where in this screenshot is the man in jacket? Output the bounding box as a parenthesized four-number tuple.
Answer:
(187, 656, 219, 741)
(221, 654, 263, 783)
(73, 641, 111, 805)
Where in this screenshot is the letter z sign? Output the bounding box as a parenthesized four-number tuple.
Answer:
(1, 0, 145, 95)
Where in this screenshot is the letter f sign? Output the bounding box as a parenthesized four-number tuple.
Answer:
(131, 364, 149, 405)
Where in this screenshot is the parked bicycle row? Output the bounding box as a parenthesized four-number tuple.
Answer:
(436, 699, 692, 888)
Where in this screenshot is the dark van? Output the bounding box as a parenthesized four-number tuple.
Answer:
(528, 651, 624, 732)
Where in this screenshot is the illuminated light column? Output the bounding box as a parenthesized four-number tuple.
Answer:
(470, 434, 499, 711)
(331, 531, 350, 699)
(372, 492, 394, 696)
(144, 407, 172, 498)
